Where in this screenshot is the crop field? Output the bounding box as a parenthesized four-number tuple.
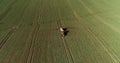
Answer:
(0, 0, 120, 63)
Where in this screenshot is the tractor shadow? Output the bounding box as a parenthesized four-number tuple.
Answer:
(63, 28, 69, 36)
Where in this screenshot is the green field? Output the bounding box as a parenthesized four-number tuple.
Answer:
(0, 0, 120, 63)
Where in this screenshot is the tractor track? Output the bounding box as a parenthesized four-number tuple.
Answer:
(54, 0, 75, 63)
(61, 36, 75, 63)
(77, 0, 120, 34)
(0, 0, 30, 50)
(0, 27, 16, 49)
(56, 19, 75, 63)
(74, 0, 120, 62)
(25, 0, 43, 62)
(74, 10, 119, 63)
(26, 20, 40, 63)
(66, 0, 120, 62)
(67, 0, 120, 62)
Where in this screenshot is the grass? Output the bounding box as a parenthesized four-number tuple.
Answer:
(0, 0, 120, 63)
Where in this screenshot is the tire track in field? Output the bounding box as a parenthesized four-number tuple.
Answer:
(87, 28, 119, 63)
(28, 0, 45, 62)
(73, 11, 113, 62)
(76, 0, 120, 62)
(77, 0, 120, 34)
(0, 0, 32, 50)
(56, 20, 75, 63)
(73, 8, 119, 63)
(0, 27, 17, 49)
(22, 0, 42, 62)
(26, 17, 40, 63)
(54, 1, 75, 63)
(65, 0, 91, 62)
(73, 10, 117, 63)
(66, 0, 120, 62)
(0, 0, 32, 62)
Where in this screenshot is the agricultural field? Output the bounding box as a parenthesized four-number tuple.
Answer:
(0, 0, 120, 63)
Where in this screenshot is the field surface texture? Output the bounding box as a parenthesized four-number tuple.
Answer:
(0, 0, 120, 63)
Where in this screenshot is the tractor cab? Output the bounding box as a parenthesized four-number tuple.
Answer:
(59, 27, 69, 37)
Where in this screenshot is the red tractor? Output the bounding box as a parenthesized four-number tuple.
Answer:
(60, 27, 69, 37)
(60, 27, 64, 36)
